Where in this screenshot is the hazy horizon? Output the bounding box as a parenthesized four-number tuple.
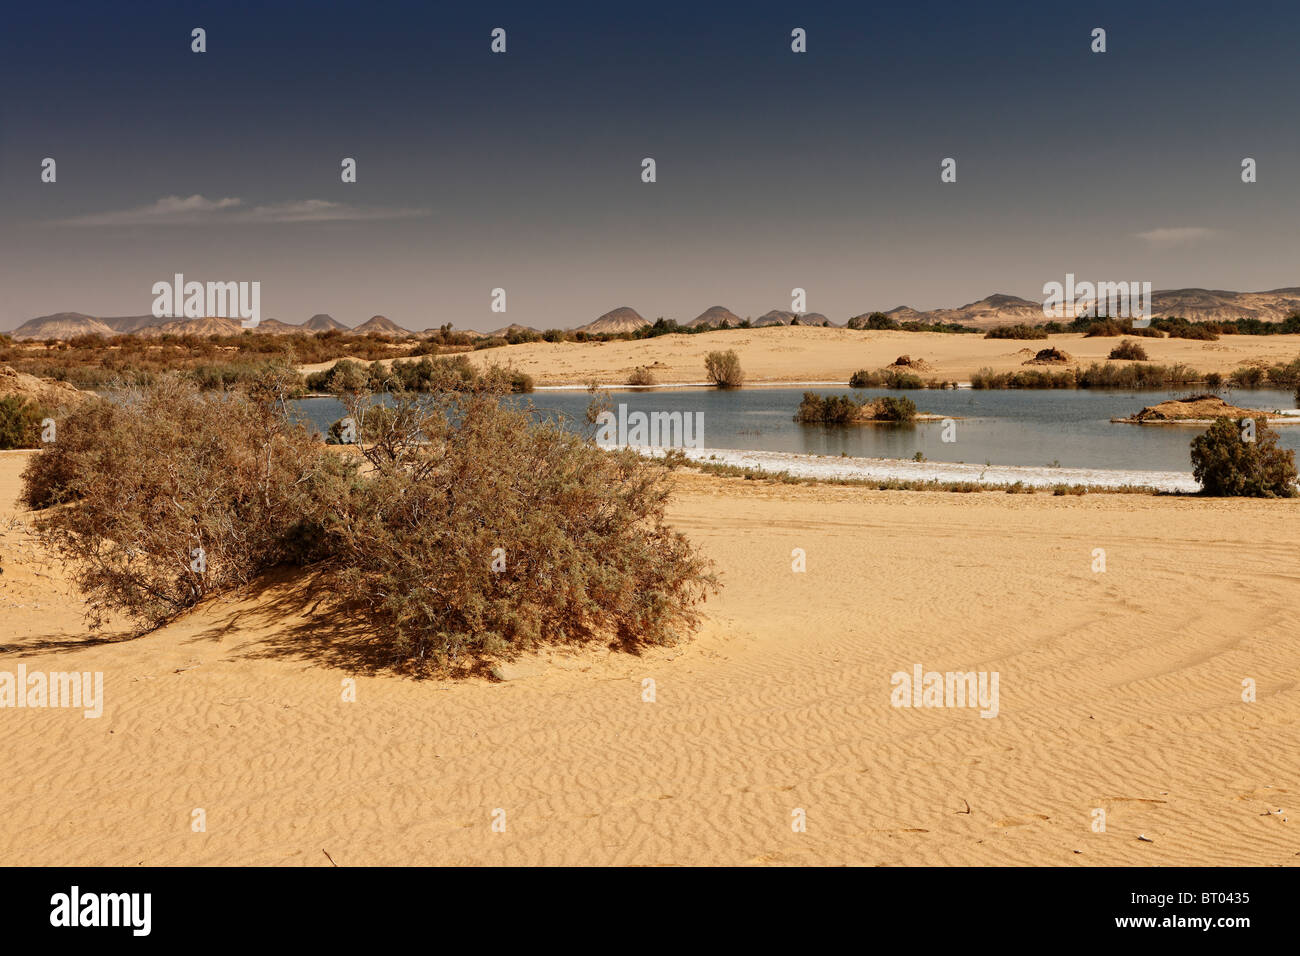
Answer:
(5, 0, 1299, 331)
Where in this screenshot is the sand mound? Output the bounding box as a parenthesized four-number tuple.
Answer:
(1125, 394, 1271, 422)
(1023, 348, 1073, 366)
(889, 355, 934, 371)
(0, 365, 89, 408)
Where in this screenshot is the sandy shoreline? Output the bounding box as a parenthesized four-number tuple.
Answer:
(2, 450, 1298, 865)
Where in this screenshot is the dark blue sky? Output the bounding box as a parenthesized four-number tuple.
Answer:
(3, 0, 1298, 330)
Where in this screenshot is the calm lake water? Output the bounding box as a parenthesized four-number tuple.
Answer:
(292, 387, 1300, 473)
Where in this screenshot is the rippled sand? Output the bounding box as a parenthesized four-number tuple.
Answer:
(2, 451, 1298, 865)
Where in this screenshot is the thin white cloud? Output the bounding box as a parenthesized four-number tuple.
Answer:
(240, 199, 428, 223)
(1135, 226, 1217, 245)
(57, 194, 428, 226)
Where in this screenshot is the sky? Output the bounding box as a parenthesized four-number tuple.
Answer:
(3, 0, 1300, 331)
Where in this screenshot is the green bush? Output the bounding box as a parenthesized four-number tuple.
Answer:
(795, 392, 915, 423)
(1167, 323, 1219, 341)
(848, 368, 924, 388)
(704, 350, 744, 387)
(846, 312, 899, 331)
(875, 396, 917, 422)
(984, 324, 1048, 340)
(1084, 319, 1125, 337)
(795, 393, 858, 423)
(1108, 340, 1149, 361)
(0, 395, 46, 449)
(1229, 366, 1266, 388)
(1190, 417, 1297, 497)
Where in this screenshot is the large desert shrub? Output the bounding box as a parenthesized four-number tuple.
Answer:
(1190, 417, 1297, 497)
(22, 374, 345, 628)
(327, 385, 716, 667)
(627, 366, 656, 386)
(704, 350, 744, 387)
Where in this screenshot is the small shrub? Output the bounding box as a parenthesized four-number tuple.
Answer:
(875, 395, 917, 422)
(984, 324, 1048, 340)
(0, 395, 46, 449)
(848, 368, 924, 388)
(1190, 417, 1297, 497)
(1229, 366, 1266, 388)
(704, 350, 744, 387)
(846, 312, 899, 331)
(1168, 323, 1218, 341)
(795, 392, 915, 423)
(1084, 319, 1125, 337)
(628, 366, 656, 386)
(795, 392, 858, 424)
(1109, 340, 1149, 361)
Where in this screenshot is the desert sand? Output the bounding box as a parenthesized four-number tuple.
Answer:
(428, 327, 1300, 387)
(2, 448, 1298, 866)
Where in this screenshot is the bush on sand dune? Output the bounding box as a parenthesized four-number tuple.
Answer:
(22, 373, 342, 629)
(328, 385, 715, 666)
(22, 370, 715, 670)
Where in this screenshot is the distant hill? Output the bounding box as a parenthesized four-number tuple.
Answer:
(895, 288, 1300, 330)
(12, 287, 1300, 342)
(917, 294, 1044, 330)
(884, 306, 926, 323)
(254, 318, 302, 334)
(687, 306, 743, 329)
(9, 313, 116, 340)
(1147, 287, 1300, 324)
(577, 307, 648, 334)
(485, 323, 541, 337)
(754, 310, 796, 327)
(136, 317, 245, 338)
(303, 313, 346, 331)
(100, 314, 164, 334)
(350, 315, 408, 336)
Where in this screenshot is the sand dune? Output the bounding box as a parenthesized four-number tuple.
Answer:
(2, 451, 1298, 865)
(448, 327, 1300, 387)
